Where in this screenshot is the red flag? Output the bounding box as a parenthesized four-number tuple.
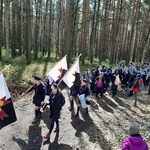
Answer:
(0, 72, 17, 130)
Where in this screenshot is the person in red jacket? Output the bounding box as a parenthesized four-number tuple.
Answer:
(132, 74, 143, 107)
(122, 125, 148, 150)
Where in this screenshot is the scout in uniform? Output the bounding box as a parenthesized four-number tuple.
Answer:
(22, 75, 45, 123)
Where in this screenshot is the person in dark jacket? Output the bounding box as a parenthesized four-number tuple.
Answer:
(127, 71, 137, 96)
(75, 79, 90, 116)
(121, 71, 130, 91)
(43, 76, 52, 96)
(132, 74, 143, 107)
(94, 73, 105, 99)
(82, 69, 91, 84)
(22, 75, 45, 123)
(90, 68, 96, 93)
(111, 69, 121, 97)
(44, 83, 62, 139)
(122, 125, 148, 150)
(68, 86, 79, 111)
(95, 66, 100, 78)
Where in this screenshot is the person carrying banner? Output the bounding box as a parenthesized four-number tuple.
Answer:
(75, 79, 90, 116)
(21, 75, 45, 123)
(44, 83, 63, 139)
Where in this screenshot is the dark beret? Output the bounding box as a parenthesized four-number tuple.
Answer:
(82, 78, 87, 83)
(33, 75, 41, 81)
(52, 83, 58, 88)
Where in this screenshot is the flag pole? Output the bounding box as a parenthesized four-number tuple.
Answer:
(41, 53, 82, 112)
(20, 55, 67, 97)
(57, 53, 82, 87)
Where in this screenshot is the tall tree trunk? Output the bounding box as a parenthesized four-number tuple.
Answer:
(140, 5, 150, 62)
(55, 0, 61, 58)
(17, 0, 22, 55)
(65, 0, 75, 64)
(47, 0, 53, 58)
(89, 0, 97, 64)
(42, 0, 48, 56)
(0, 0, 3, 60)
(81, 0, 89, 65)
(11, 0, 17, 57)
(5, 0, 10, 60)
(26, 0, 31, 64)
(34, 0, 40, 59)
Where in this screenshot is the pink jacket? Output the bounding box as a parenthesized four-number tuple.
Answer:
(122, 134, 148, 150)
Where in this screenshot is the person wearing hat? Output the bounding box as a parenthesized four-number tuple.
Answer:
(75, 78, 90, 116)
(111, 69, 121, 97)
(122, 125, 148, 150)
(82, 69, 91, 84)
(94, 73, 105, 99)
(132, 74, 143, 107)
(127, 71, 137, 97)
(21, 75, 45, 123)
(44, 83, 63, 139)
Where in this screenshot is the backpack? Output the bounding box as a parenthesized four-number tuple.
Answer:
(60, 93, 66, 107)
(114, 75, 121, 85)
(133, 80, 139, 88)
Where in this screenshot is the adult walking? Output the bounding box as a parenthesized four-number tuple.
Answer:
(132, 74, 143, 107)
(22, 75, 45, 123)
(95, 73, 105, 99)
(75, 79, 90, 116)
(111, 69, 121, 97)
(44, 83, 64, 139)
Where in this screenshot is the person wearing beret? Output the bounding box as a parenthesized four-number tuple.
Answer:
(22, 75, 45, 123)
(44, 83, 63, 139)
(75, 78, 90, 116)
(132, 74, 143, 107)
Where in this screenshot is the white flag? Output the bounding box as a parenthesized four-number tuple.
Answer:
(63, 58, 80, 88)
(0, 72, 17, 129)
(47, 55, 68, 82)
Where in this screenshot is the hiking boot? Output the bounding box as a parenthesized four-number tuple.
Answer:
(54, 126, 59, 132)
(44, 132, 50, 139)
(75, 113, 79, 117)
(32, 117, 39, 124)
(68, 107, 73, 111)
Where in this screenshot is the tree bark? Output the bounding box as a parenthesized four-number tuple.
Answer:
(0, 0, 3, 60)
(26, 0, 31, 64)
(5, 0, 10, 60)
